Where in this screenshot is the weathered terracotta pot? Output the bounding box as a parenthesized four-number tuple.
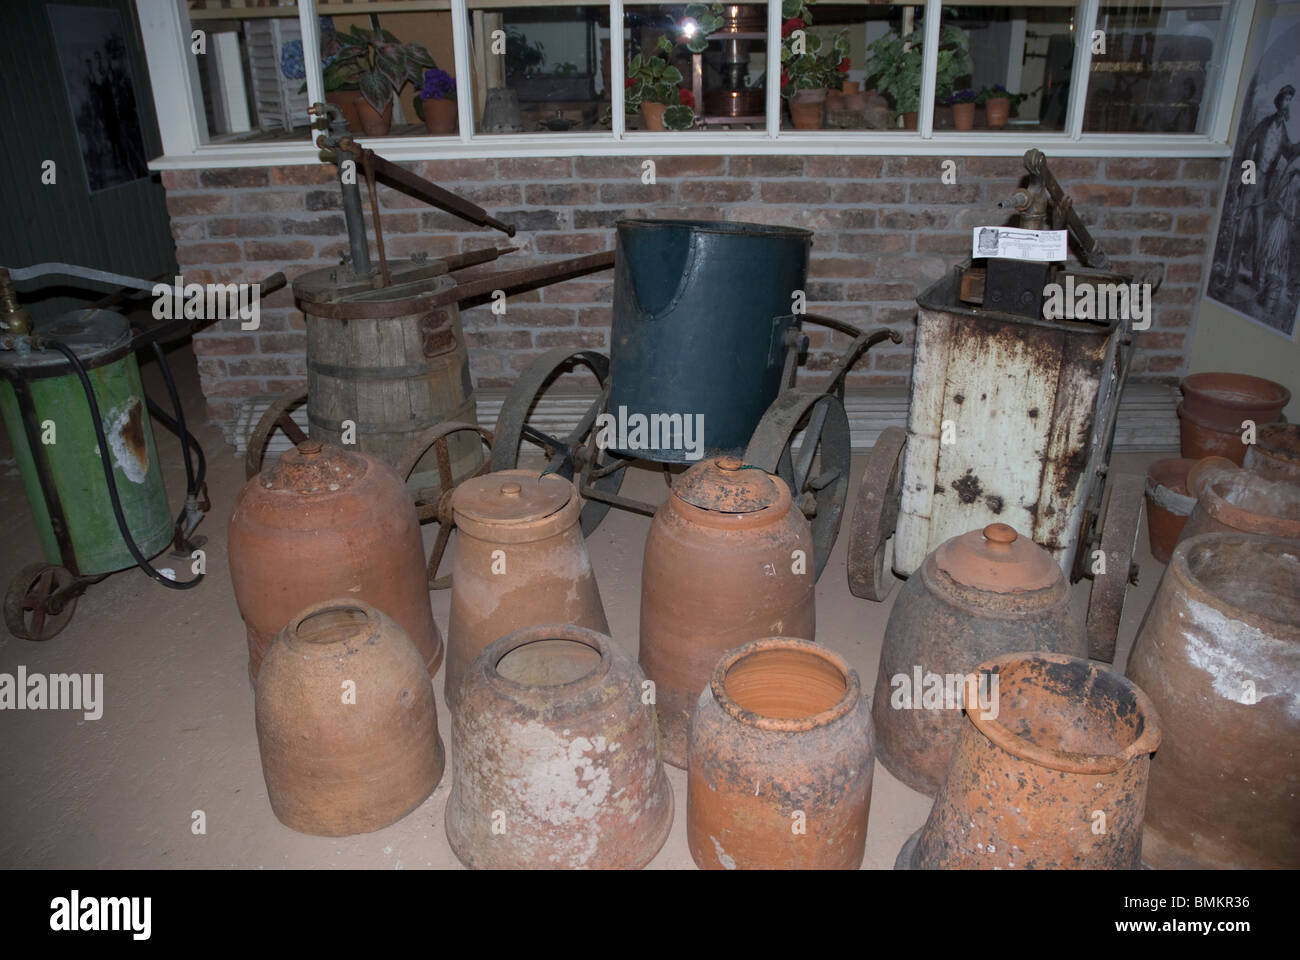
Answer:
(688, 637, 873, 870)
(898, 651, 1161, 869)
(1180, 372, 1290, 431)
(1144, 458, 1197, 563)
(873, 523, 1085, 796)
(789, 89, 827, 129)
(421, 97, 457, 135)
(640, 456, 815, 767)
(326, 89, 364, 130)
(1185, 455, 1238, 498)
(952, 101, 975, 130)
(446, 470, 608, 712)
(445, 623, 673, 869)
(1179, 469, 1300, 543)
(639, 101, 667, 131)
(229, 440, 443, 683)
(1127, 533, 1300, 868)
(255, 599, 444, 836)
(355, 96, 393, 136)
(1244, 422, 1300, 482)
(1178, 402, 1258, 464)
(985, 96, 1010, 127)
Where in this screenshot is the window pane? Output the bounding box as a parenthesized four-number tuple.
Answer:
(1085, 0, 1233, 133)
(805, 3, 923, 132)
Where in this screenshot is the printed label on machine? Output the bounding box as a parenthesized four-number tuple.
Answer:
(972, 227, 1067, 262)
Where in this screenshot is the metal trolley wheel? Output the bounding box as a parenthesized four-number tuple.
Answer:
(5, 563, 79, 641)
(846, 426, 907, 601)
(244, 386, 309, 480)
(1084, 471, 1145, 663)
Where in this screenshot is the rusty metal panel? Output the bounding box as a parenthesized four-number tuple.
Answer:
(896, 306, 953, 575)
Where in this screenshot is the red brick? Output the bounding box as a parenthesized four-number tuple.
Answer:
(236, 190, 305, 212)
(1164, 263, 1203, 284)
(573, 157, 642, 179)
(914, 233, 969, 254)
(1046, 159, 1100, 180)
(1070, 184, 1134, 207)
(271, 166, 336, 185)
(199, 168, 270, 188)
(1144, 354, 1183, 373)
(806, 281, 843, 301)
(466, 330, 532, 349)
(203, 378, 264, 398)
(879, 209, 949, 230)
(655, 156, 727, 178)
(175, 241, 242, 264)
(885, 157, 957, 178)
(1137, 331, 1185, 350)
(167, 194, 232, 216)
(207, 217, 276, 238)
(225, 356, 295, 377)
(599, 181, 672, 203)
(258, 332, 307, 354)
(680, 180, 754, 202)
(958, 157, 1024, 179)
(805, 156, 883, 178)
(847, 281, 917, 301)
(1104, 211, 1173, 232)
(497, 158, 573, 179)
(1105, 158, 1181, 180)
(418, 159, 493, 181)
(540, 281, 611, 304)
(525, 182, 599, 205)
(809, 257, 874, 279)
(245, 240, 314, 261)
(806, 208, 876, 230)
(1138, 236, 1206, 257)
(535, 330, 606, 348)
(579, 307, 611, 326)
(536, 233, 609, 254)
(454, 183, 524, 207)
(874, 351, 913, 370)
(840, 233, 911, 254)
(1136, 186, 1212, 208)
(161, 170, 198, 190)
(729, 156, 805, 178)
(503, 306, 580, 325)
(1180, 159, 1223, 181)
(908, 182, 981, 204)
(833, 181, 906, 204)
(1158, 309, 1193, 327)
(1175, 213, 1211, 234)
(761, 181, 830, 203)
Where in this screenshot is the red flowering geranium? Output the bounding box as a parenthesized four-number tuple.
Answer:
(837, 58, 850, 73)
(780, 69, 791, 88)
(678, 87, 695, 109)
(625, 77, 636, 89)
(781, 17, 805, 38)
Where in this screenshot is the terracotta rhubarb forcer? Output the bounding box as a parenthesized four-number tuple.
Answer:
(688, 637, 873, 870)
(1243, 423, 1300, 483)
(1178, 468, 1300, 543)
(639, 456, 815, 768)
(445, 624, 673, 869)
(1144, 458, 1197, 563)
(1126, 533, 1300, 869)
(899, 651, 1161, 870)
(255, 599, 444, 836)
(872, 523, 1085, 796)
(446, 470, 608, 712)
(229, 440, 443, 682)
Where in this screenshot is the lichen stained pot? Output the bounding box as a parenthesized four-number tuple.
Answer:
(898, 651, 1161, 870)
(872, 523, 1085, 797)
(639, 456, 815, 768)
(1126, 533, 1300, 869)
(445, 624, 673, 869)
(228, 440, 443, 683)
(1179, 372, 1290, 431)
(687, 637, 873, 870)
(446, 469, 608, 712)
(1243, 423, 1300, 483)
(255, 599, 444, 837)
(1178, 468, 1300, 544)
(1144, 458, 1198, 564)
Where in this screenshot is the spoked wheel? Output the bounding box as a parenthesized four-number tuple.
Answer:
(744, 391, 852, 581)
(491, 347, 627, 536)
(1085, 471, 1145, 663)
(847, 426, 907, 601)
(395, 421, 494, 590)
(245, 386, 309, 479)
(5, 563, 79, 641)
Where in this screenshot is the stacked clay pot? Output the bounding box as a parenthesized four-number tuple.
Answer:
(229, 440, 443, 682)
(640, 456, 815, 767)
(255, 599, 444, 836)
(445, 624, 673, 869)
(688, 637, 873, 870)
(1144, 458, 1197, 563)
(1243, 423, 1300, 482)
(873, 523, 1086, 796)
(446, 470, 608, 711)
(1178, 372, 1290, 464)
(1179, 465, 1300, 544)
(899, 651, 1161, 869)
(1126, 533, 1300, 868)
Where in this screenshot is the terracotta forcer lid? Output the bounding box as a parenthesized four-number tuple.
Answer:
(935, 523, 1060, 594)
(262, 439, 368, 494)
(452, 470, 572, 525)
(674, 456, 779, 513)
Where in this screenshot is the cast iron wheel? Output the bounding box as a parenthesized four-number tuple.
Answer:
(5, 563, 78, 642)
(847, 426, 907, 601)
(1085, 471, 1145, 663)
(244, 386, 309, 479)
(744, 391, 852, 581)
(491, 347, 626, 536)
(395, 421, 494, 590)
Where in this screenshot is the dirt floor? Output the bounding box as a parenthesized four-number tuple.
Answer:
(0, 344, 1171, 869)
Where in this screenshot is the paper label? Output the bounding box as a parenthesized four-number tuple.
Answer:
(972, 227, 1067, 262)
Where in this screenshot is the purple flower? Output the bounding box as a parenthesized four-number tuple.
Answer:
(421, 67, 456, 101)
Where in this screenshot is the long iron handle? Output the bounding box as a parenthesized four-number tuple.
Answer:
(362, 148, 516, 237)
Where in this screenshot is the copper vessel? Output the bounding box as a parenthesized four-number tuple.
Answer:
(687, 637, 873, 870)
(445, 470, 608, 712)
(1179, 468, 1300, 543)
(872, 523, 1085, 796)
(1126, 533, 1300, 869)
(899, 651, 1161, 869)
(229, 440, 442, 682)
(1144, 458, 1197, 563)
(639, 456, 815, 768)
(255, 599, 444, 836)
(1243, 423, 1300, 482)
(445, 623, 674, 869)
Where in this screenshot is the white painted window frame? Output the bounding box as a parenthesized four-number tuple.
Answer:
(142, 0, 1253, 169)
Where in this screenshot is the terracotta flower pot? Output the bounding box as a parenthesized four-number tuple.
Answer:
(421, 97, 457, 135)
(952, 101, 975, 131)
(841, 80, 860, 94)
(1178, 468, 1300, 543)
(688, 637, 873, 870)
(985, 96, 1010, 127)
(640, 101, 667, 131)
(901, 110, 918, 131)
(899, 651, 1161, 870)
(1178, 403, 1252, 464)
(445, 623, 674, 869)
(1144, 458, 1197, 564)
(1243, 422, 1300, 482)
(355, 95, 394, 136)
(326, 89, 364, 131)
(446, 470, 608, 713)
(1127, 533, 1300, 868)
(789, 90, 827, 130)
(255, 599, 444, 836)
(1180, 372, 1290, 431)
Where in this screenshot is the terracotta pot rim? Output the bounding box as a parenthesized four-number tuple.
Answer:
(1145, 458, 1197, 514)
(669, 471, 794, 529)
(1181, 372, 1291, 411)
(968, 651, 1162, 773)
(453, 470, 581, 543)
(1177, 401, 1278, 433)
(483, 622, 612, 695)
(1171, 533, 1300, 637)
(921, 556, 1068, 617)
(710, 636, 858, 733)
(284, 599, 382, 652)
(1199, 477, 1300, 537)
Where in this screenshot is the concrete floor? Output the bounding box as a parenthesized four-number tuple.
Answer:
(0, 344, 1170, 869)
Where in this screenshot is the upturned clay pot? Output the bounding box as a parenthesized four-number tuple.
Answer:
(899, 651, 1161, 869)
(255, 600, 444, 836)
(873, 523, 1085, 796)
(229, 440, 443, 683)
(1179, 468, 1300, 543)
(1180, 372, 1290, 431)
(985, 96, 1010, 127)
(688, 637, 873, 870)
(789, 89, 827, 129)
(445, 623, 674, 869)
(1243, 422, 1300, 482)
(446, 470, 608, 712)
(640, 456, 815, 768)
(1127, 533, 1300, 868)
(1144, 458, 1197, 563)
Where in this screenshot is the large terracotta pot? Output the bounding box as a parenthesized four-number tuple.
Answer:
(639, 456, 815, 768)
(421, 97, 457, 135)
(1178, 403, 1252, 464)
(789, 89, 827, 130)
(1179, 468, 1300, 543)
(1243, 422, 1300, 482)
(445, 623, 674, 869)
(355, 95, 394, 136)
(899, 651, 1161, 869)
(326, 89, 364, 131)
(229, 440, 443, 683)
(952, 101, 975, 130)
(255, 599, 444, 836)
(1144, 458, 1197, 563)
(901, 110, 918, 130)
(873, 523, 1085, 796)
(985, 96, 1010, 127)
(640, 101, 667, 131)
(1180, 372, 1290, 431)
(446, 470, 608, 712)
(1127, 533, 1300, 868)
(688, 637, 873, 870)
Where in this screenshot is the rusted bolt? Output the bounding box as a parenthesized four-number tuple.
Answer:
(500, 481, 522, 497)
(717, 456, 743, 472)
(298, 440, 323, 457)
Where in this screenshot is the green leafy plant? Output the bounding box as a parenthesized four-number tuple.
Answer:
(863, 18, 970, 114)
(778, 0, 850, 99)
(505, 28, 545, 80)
(682, 3, 728, 54)
(622, 35, 695, 130)
(318, 25, 437, 111)
(977, 84, 1024, 108)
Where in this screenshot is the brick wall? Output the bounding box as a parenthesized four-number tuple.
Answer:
(160, 154, 1226, 438)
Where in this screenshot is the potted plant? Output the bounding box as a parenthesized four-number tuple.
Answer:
(311, 24, 436, 136)
(864, 19, 969, 130)
(415, 67, 457, 135)
(623, 36, 695, 131)
(948, 88, 976, 130)
(978, 84, 1021, 127)
(779, 0, 850, 130)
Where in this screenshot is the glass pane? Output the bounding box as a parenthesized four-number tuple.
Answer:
(938, 3, 1078, 133)
(843, 3, 928, 132)
(468, 5, 610, 135)
(1085, 0, 1233, 133)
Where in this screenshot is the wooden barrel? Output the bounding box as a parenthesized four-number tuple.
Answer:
(294, 261, 484, 493)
